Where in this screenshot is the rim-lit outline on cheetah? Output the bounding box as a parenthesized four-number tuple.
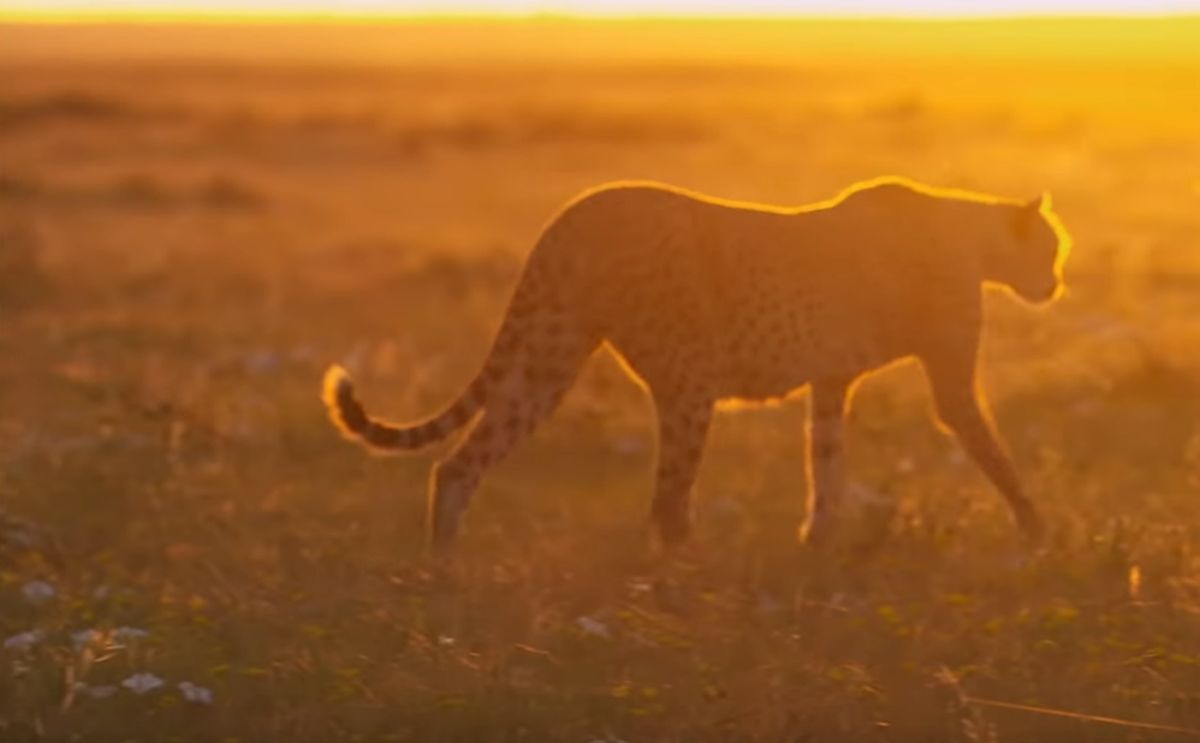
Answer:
(323, 176, 1071, 555)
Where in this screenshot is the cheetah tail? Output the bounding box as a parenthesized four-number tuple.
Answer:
(321, 365, 484, 452)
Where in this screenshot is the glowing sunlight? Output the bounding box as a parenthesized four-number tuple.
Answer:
(3, 0, 1199, 20)
(3, 0, 1200, 737)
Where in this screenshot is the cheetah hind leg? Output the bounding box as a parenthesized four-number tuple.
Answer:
(799, 378, 850, 549)
(427, 328, 593, 555)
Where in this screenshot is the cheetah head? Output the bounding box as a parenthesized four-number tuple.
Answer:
(992, 193, 1071, 305)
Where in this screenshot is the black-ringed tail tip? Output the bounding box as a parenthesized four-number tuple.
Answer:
(322, 364, 369, 438)
(321, 362, 483, 452)
(322, 364, 351, 404)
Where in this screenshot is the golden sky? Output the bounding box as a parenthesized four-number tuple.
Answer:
(4, 0, 1200, 19)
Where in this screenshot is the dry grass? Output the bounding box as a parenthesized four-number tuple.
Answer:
(1, 19, 1200, 742)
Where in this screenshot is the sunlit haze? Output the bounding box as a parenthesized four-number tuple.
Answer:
(4, 0, 1200, 19)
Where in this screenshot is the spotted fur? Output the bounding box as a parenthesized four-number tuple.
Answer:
(323, 176, 1071, 552)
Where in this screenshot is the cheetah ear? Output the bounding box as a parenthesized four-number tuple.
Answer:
(1022, 193, 1051, 213)
(1011, 196, 1040, 239)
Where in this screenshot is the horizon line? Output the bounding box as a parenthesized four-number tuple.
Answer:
(4, 10, 1200, 23)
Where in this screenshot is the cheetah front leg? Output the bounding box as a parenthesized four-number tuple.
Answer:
(649, 389, 714, 547)
(799, 378, 850, 546)
(923, 358, 1045, 545)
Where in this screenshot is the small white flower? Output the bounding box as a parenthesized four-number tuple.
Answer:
(115, 626, 149, 642)
(706, 494, 742, 516)
(245, 349, 282, 374)
(121, 672, 165, 694)
(3, 629, 43, 651)
(85, 684, 118, 700)
(611, 436, 646, 455)
(576, 616, 611, 638)
(177, 681, 214, 705)
(71, 629, 97, 650)
(847, 481, 889, 508)
(626, 578, 653, 595)
(2, 526, 35, 547)
(21, 580, 56, 605)
(756, 593, 783, 615)
(436, 634, 456, 647)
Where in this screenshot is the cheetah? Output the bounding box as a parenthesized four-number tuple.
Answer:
(323, 176, 1071, 553)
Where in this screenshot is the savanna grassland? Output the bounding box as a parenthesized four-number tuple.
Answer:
(2, 17, 1200, 742)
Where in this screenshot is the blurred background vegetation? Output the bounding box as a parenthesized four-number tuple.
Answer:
(1, 15, 1199, 741)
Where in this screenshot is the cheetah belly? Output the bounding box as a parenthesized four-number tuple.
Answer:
(718, 315, 895, 402)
